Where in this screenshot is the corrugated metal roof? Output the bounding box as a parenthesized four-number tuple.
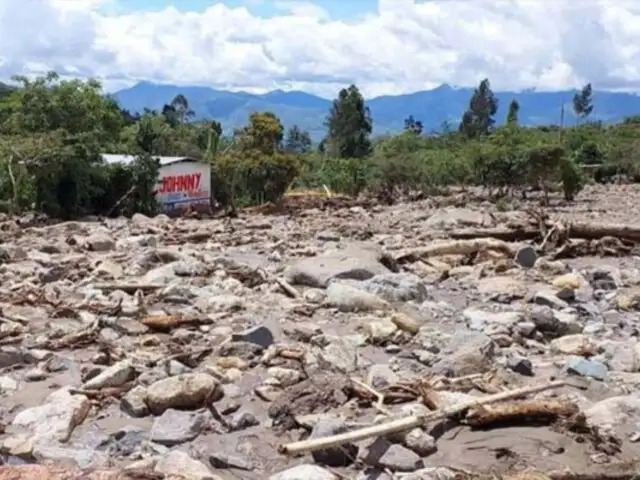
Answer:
(101, 154, 201, 166)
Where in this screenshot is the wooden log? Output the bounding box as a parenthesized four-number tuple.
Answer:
(394, 238, 519, 263)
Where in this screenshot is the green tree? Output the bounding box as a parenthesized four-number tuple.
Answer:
(459, 78, 498, 138)
(212, 112, 299, 208)
(161, 103, 179, 127)
(573, 83, 594, 123)
(284, 125, 312, 154)
(404, 115, 423, 135)
(506, 99, 520, 126)
(236, 112, 284, 155)
(324, 84, 373, 158)
(0, 71, 161, 218)
(170, 94, 194, 124)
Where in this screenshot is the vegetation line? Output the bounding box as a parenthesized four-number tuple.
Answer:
(0, 73, 636, 219)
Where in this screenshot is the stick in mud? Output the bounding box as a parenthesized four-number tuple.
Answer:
(278, 379, 567, 456)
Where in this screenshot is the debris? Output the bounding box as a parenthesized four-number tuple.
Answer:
(278, 380, 567, 455)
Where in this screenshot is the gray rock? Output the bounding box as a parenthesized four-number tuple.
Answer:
(121, 386, 150, 417)
(367, 364, 399, 390)
(303, 288, 326, 304)
(231, 325, 274, 349)
(565, 356, 608, 381)
(532, 289, 569, 310)
(164, 359, 192, 376)
(284, 243, 395, 288)
(154, 450, 219, 480)
(402, 428, 436, 456)
(86, 233, 115, 252)
(32, 443, 109, 468)
(325, 282, 388, 312)
(506, 352, 533, 376)
(600, 340, 640, 372)
(24, 367, 48, 382)
(515, 245, 537, 268)
(314, 337, 360, 374)
(0, 348, 26, 369)
(102, 426, 147, 457)
(463, 308, 522, 333)
(361, 438, 423, 472)
(355, 469, 392, 480)
(11, 388, 91, 443)
(142, 263, 179, 284)
(269, 464, 337, 480)
(0, 375, 18, 393)
(145, 373, 221, 415)
(229, 410, 260, 431)
(174, 259, 208, 276)
(209, 451, 254, 470)
(424, 208, 492, 229)
(82, 359, 135, 389)
(200, 294, 245, 313)
(150, 409, 206, 446)
(361, 273, 428, 302)
(585, 268, 621, 291)
(112, 317, 150, 335)
(432, 331, 496, 377)
(309, 417, 357, 467)
(400, 467, 459, 480)
(585, 395, 640, 430)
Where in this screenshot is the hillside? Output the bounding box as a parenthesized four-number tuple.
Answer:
(111, 82, 640, 140)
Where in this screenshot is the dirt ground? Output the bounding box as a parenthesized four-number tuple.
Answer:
(0, 184, 639, 479)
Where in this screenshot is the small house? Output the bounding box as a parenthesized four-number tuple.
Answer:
(101, 154, 211, 213)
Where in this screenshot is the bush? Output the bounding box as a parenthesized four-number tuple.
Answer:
(294, 154, 368, 196)
(212, 152, 300, 207)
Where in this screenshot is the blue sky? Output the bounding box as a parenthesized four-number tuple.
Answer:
(105, 0, 377, 20)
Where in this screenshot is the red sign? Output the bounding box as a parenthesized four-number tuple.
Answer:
(158, 173, 202, 194)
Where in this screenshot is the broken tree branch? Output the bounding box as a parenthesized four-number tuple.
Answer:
(278, 379, 566, 455)
(93, 283, 164, 294)
(394, 238, 519, 263)
(464, 398, 579, 428)
(448, 220, 640, 245)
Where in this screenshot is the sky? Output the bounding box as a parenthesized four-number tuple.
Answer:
(1, 0, 639, 98)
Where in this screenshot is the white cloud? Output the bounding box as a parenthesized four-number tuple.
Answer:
(1, 0, 640, 98)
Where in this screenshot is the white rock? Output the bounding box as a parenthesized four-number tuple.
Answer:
(270, 464, 337, 480)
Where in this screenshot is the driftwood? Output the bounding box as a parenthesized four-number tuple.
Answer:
(449, 221, 640, 244)
(93, 283, 164, 293)
(256, 267, 299, 299)
(394, 238, 519, 263)
(140, 314, 211, 332)
(278, 379, 566, 455)
(31, 320, 101, 351)
(464, 398, 579, 428)
(462, 468, 640, 480)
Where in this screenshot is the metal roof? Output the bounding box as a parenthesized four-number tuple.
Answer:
(101, 154, 201, 166)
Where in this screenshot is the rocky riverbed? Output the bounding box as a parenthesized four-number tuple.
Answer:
(0, 184, 640, 480)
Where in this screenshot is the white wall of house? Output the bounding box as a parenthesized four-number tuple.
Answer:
(156, 161, 211, 212)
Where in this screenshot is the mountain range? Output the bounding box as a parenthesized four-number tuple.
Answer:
(112, 82, 640, 140)
(5, 78, 640, 140)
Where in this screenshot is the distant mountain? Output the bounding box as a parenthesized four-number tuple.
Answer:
(112, 82, 640, 140)
(0, 81, 14, 97)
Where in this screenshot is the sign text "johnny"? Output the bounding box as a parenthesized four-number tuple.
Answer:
(158, 173, 202, 194)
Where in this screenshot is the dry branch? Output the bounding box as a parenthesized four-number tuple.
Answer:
(394, 239, 519, 263)
(449, 220, 640, 245)
(464, 398, 579, 427)
(140, 314, 210, 331)
(93, 283, 164, 293)
(32, 320, 101, 350)
(448, 228, 539, 242)
(278, 379, 566, 455)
